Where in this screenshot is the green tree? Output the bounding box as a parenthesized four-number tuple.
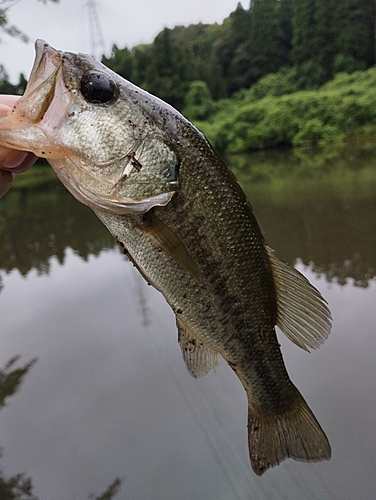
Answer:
(278, 0, 294, 63)
(130, 44, 153, 88)
(226, 3, 253, 93)
(292, 0, 376, 87)
(174, 22, 227, 100)
(102, 45, 133, 81)
(334, 0, 376, 71)
(142, 27, 197, 109)
(214, 3, 252, 94)
(0, 65, 27, 94)
(182, 80, 216, 121)
(291, 0, 321, 85)
(247, 0, 289, 84)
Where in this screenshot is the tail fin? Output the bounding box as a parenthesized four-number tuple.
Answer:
(248, 395, 331, 476)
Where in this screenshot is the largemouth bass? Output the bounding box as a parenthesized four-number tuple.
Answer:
(0, 40, 331, 475)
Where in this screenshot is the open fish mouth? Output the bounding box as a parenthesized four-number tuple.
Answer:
(0, 40, 179, 214)
(15, 40, 61, 124)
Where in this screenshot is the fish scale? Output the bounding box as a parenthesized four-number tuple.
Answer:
(0, 39, 332, 475)
(96, 147, 299, 415)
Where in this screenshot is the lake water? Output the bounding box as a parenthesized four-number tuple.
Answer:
(0, 146, 375, 500)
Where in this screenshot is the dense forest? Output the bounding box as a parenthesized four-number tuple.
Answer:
(102, 0, 376, 110)
(102, 0, 376, 151)
(1, 0, 376, 152)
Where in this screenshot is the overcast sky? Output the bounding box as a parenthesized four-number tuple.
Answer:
(1, 0, 248, 82)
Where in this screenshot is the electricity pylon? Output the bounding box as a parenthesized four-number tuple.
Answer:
(86, 0, 105, 60)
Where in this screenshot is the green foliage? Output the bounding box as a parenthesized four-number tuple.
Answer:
(332, 54, 366, 75)
(142, 27, 197, 110)
(103, 1, 295, 106)
(197, 67, 376, 153)
(102, 45, 133, 80)
(292, 119, 344, 148)
(0, 65, 27, 94)
(182, 81, 216, 121)
(237, 67, 299, 102)
(292, 0, 376, 85)
(247, 0, 289, 83)
(101, 0, 376, 116)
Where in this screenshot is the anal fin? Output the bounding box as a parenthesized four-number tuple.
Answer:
(177, 317, 219, 379)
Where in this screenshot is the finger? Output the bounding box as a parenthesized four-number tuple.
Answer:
(0, 94, 21, 108)
(0, 96, 38, 173)
(0, 149, 38, 172)
(0, 97, 18, 161)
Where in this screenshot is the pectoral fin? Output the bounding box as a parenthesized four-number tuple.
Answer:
(267, 246, 332, 351)
(177, 317, 219, 379)
(139, 211, 200, 281)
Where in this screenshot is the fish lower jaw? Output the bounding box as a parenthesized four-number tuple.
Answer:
(50, 160, 176, 214)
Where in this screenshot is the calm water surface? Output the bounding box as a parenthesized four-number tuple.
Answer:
(0, 147, 375, 500)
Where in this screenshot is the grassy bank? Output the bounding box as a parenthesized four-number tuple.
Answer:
(187, 67, 376, 153)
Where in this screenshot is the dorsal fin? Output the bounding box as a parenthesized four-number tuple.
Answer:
(267, 246, 332, 351)
(177, 317, 219, 379)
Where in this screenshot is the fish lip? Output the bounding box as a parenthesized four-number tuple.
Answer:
(9, 40, 62, 125)
(26, 40, 61, 96)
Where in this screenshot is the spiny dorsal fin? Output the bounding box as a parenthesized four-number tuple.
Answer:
(139, 211, 200, 281)
(177, 317, 219, 379)
(267, 246, 332, 351)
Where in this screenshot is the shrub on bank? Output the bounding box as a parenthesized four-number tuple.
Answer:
(195, 67, 376, 152)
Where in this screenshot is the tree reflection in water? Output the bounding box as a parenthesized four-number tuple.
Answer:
(1, 147, 375, 289)
(0, 358, 123, 500)
(230, 145, 376, 288)
(0, 357, 38, 500)
(0, 182, 114, 277)
(0, 148, 375, 499)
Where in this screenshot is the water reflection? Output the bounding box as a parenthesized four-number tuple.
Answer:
(0, 182, 114, 276)
(0, 357, 124, 500)
(230, 146, 376, 287)
(0, 356, 37, 409)
(0, 356, 37, 500)
(1, 250, 374, 499)
(0, 149, 375, 499)
(1, 148, 375, 288)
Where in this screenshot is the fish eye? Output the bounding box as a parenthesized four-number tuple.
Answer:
(80, 71, 117, 104)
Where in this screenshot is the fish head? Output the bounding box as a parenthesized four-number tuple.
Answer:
(0, 40, 180, 213)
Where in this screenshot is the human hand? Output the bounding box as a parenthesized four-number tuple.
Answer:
(0, 95, 38, 197)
